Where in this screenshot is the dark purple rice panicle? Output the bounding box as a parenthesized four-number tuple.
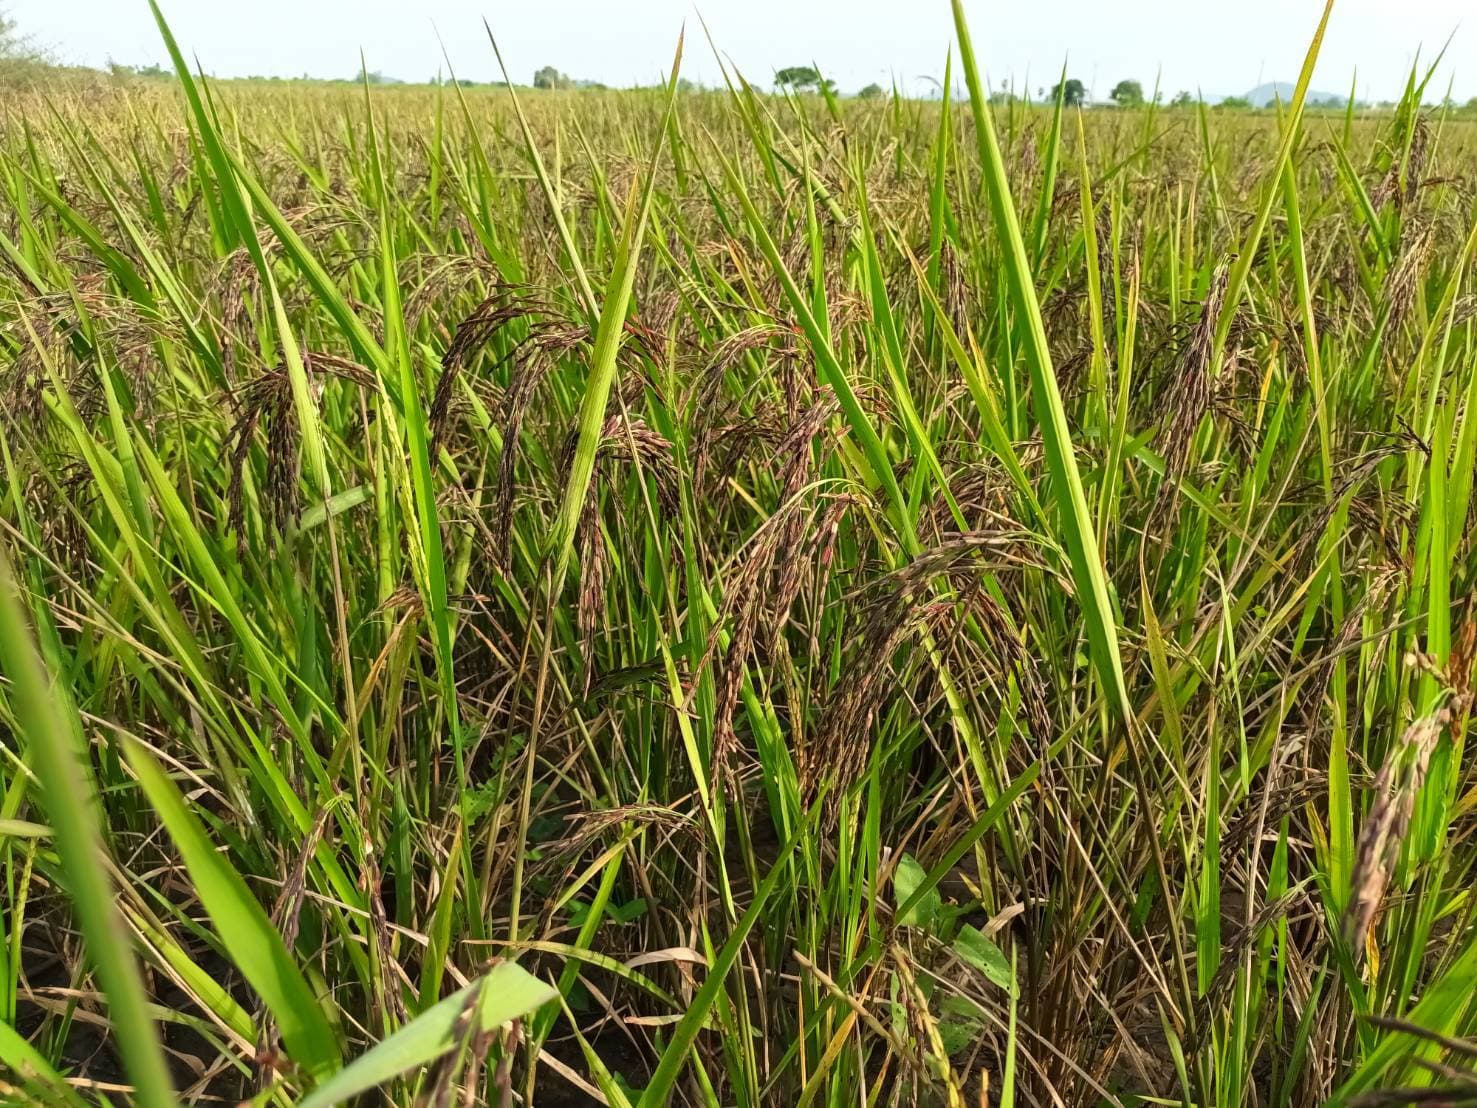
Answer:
(801, 529, 1046, 807)
(574, 495, 606, 688)
(253, 805, 330, 1092)
(693, 380, 851, 792)
(491, 320, 589, 567)
(1289, 433, 1421, 577)
(685, 323, 813, 526)
(1371, 116, 1430, 216)
(1385, 220, 1435, 337)
(1096, 206, 1118, 351)
(704, 498, 807, 794)
(1158, 258, 1232, 484)
(431, 282, 568, 450)
(225, 352, 374, 548)
(216, 246, 265, 385)
(1345, 650, 1469, 952)
(403, 256, 504, 338)
(550, 408, 680, 685)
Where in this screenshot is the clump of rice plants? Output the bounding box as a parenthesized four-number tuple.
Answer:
(2, 1, 1477, 1104)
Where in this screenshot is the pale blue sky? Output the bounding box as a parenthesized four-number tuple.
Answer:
(12, 0, 1474, 101)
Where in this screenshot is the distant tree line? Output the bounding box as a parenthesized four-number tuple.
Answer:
(8, 8, 1477, 114)
(1038, 75, 1443, 113)
(0, 3, 51, 80)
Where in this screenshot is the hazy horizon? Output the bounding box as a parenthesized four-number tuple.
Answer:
(9, 0, 1475, 102)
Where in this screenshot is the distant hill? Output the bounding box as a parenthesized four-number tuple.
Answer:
(1242, 81, 1344, 108)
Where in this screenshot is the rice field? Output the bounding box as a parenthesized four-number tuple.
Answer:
(3, 1, 1477, 1104)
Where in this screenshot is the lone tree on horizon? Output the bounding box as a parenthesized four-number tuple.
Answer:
(533, 65, 573, 90)
(1111, 79, 1145, 107)
(2, 6, 42, 62)
(1049, 77, 1086, 107)
(1, 6, 21, 54)
(0, 5, 52, 83)
(775, 65, 825, 92)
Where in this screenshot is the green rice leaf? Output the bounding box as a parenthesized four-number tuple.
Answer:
(124, 740, 342, 1079)
(299, 965, 555, 1108)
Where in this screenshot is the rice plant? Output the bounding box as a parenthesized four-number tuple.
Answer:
(2, 2, 1477, 1104)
